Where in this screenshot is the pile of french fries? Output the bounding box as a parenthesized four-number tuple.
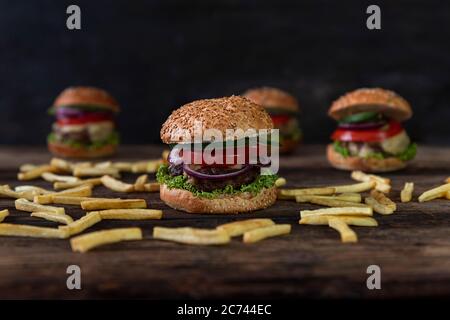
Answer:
(17, 157, 164, 193)
(154, 218, 291, 245)
(1, 154, 449, 250)
(0, 156, 168, 252)
(279, 171, 449, 243)
(0, 154, 293, 251)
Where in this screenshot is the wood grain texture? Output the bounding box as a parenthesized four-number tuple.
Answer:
(0, 145, 449, 299)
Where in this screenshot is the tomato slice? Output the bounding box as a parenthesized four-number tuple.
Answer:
(271, 115, 291, 126)
(57, 113, 113, 125)
(331, 121, 403, 142)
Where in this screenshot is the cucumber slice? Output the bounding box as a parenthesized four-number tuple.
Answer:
(339, 112, 380, 124)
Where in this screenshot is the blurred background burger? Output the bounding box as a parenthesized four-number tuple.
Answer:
(243, 87, 302, 154)
(47, 86, 120, 158)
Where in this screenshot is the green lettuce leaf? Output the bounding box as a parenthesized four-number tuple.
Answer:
(333, 141, 350, 157)
(333, 141, 417, 161)
(156, 164, 278, 199)
(47, 131, 119, 150)
(397, 143, 417, 161)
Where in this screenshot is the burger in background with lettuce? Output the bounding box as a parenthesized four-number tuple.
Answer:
(243, 87, 301, 154)
(47, 86, 120, 158)
(327, 88, 417, 172)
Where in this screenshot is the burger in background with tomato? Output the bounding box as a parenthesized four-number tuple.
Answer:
(157, 96, 278, 214)
(327, 88, 417, 172)
(242, 87, 301, 154)
(47, 86, 120, 158)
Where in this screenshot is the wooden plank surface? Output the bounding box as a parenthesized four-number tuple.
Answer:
(0, 145, 449, 299)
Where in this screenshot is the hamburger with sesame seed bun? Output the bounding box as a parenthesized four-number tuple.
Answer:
(327, 88, 417, 172)
(157, 96, 278, 214)
(47, 86, 120, 158)
(242, 87, 302, 153)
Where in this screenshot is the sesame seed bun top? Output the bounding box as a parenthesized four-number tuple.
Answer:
(52, 86, 120, 112)
(242, 87, 299, 113)
(160, 96, 274, 144)
(328, 88, 412, 122)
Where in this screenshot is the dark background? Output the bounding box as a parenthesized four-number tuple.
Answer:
(0, 0, 449, 146)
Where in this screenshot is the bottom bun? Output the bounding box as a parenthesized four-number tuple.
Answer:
(48, 141, 117, 159)
(327, 144, 406, 172)
(160, 184, 277, 214)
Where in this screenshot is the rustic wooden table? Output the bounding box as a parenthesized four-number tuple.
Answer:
(0, 145, 449, 299)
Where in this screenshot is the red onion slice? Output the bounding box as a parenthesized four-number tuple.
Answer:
(183, 164, 253, 180)
(56, 107, 85, 118)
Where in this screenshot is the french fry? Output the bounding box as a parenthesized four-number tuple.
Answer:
(71, 162, 93, 170)
(134, 174, 148, 192)
(217, 219, 275, 237)
(19, 164, 38, 172)
(300, 207, 373, 218)
(95, 161, 112, 169)
(15, 185, 53, 195)
(59, 212, 102, 236)
(31, 212, 74, 225)
(18, 165, 54, 181)
(400, 182, 414, 203)
(144, 182, 160, 192)
(45, 196, 115, 206)
(446, 191, 450, 200)
(34, 185, 93, 204)
(329, 181, 375, 194)
(297, 193, 361, 203)
(418, 183, 450, 202)
(365, 190, 396, 215)
(0, 223, 68, 239)
(153, 227, 230, 245)
(41, 172, 79, 183)
(58, 184, 93, 196)
(50, 158, 73, 173)
(243, 224, 291, 243)
(53, 178, 102, 190)
(162, 150, 170, 164)
(275, 177, 287, 187)
(351, 171, 391, 192)
(335, 193, 362, 203)
(131, 160, 163, 173)
(365, 197, 392, 214)
(0, 185, 37, 201)
(71, 228, 143, 253)
(81, 199, 147, 210)
(15, 198, 65, 214)
(0, 209, 9, 222)
(295, 196, 369, 208)
(96, 209, 163, 220)
(446, 177, 450, 184)
(101, 175, 134, 193)
(351, 170, 390, 185)
(278, 187, 336, 199)
(73, 166, 120, 178)
(328, 218, 357, 243)
(299, 215, 378, 227)
(111, 162, 133, 172)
